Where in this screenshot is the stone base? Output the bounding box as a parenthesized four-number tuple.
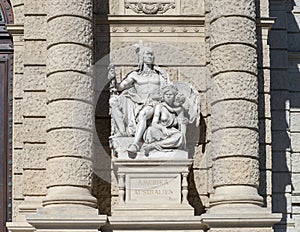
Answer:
(26, 206, 107, 232)
(105, 215, 205, 231)
(112, 155, 197, 228)
(202, 204, 282, 231)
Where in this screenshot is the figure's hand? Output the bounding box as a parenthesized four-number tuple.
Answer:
(108, 64, 116, 81)
(162, 127, 170, 136)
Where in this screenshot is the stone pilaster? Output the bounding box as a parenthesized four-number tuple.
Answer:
(26, 0, 106, 230)
(202, 0, 281, 230)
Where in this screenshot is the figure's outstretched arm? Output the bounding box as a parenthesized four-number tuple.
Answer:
(107, 64, 135, 92)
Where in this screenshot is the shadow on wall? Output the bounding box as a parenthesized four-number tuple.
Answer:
(269, 0, 300, 231)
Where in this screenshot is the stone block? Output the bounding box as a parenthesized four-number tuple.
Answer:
(24, 16, 46, 40)
(46, 157, 93, 187)
(289, 72, 300, 91)
(258, 93, 271, 118)
(13, 98, 23, 124)
(110, 41, 206, 66)
(48, 17, 92, 47)
(47, 72, 94, 103)
(271, 70, 289, 91)
(193, 169, 207, 194)
(23, 41, 47, 65)
(272, 131, 290, 151)
(12, 199, 23, 221)
(292, 173, 300, 193)
(209, 0, 256, 21)
(13, 123, 24, 149)
(48, 100, 93, 130)
(23, 169, 47, 196)
(288, 33, 300, 51)
(290, 112, 300, 132)
(272, 151, 291, 172)
(23, 66, 46, 90)
(291, 132, 300, 152)
(272, 172, 292, 193)
(212, 128, 259, 159)
(48, 129, 93, 159)
(14, 48, 24, 74)
(23, 92, 47, 116)
(290, 92, 300, 110)
(211, 44, 257, 75)
(13, 174, 24, 199)
(271, 91, 289, 110)
(47, 0, 93, 20)
(291, 152, 300, 172)
(13, 74, 24, 98)
(259, 118, 272, 144)
(13, 149, 24, 174)
(272, 193, 292, 213)
(181, 0, 204, 15)
(13, 4, 25, 25)
(210, 17, 256, 47)
(48, 44, 92, 73)
(179, 67, 206, 92)
(211, 100, 258, 131)
(268, 30, 288, 49)
(24, 0, 46, 14)
(212, 72, 257, 102)
(271, 110, 289, 130)
(23, 118, 47, 143)
(270, 50, 288, 69)
(23, 144, 47, 169)
(213, 157, 259, 187)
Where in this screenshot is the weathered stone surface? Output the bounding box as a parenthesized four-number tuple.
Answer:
(210, 17, 256, 47)
(211, 44, 257, 75)
(23, 92, 47, 116)
(179, 67, 207, 91)
(13, 174, 24, 199)
(24, 41, 47, 65)
(181, 0, 204, 15)
(47, 44, 92, 74)
(13, 74, 24, 98)
(213, 157, 259, 187)
(48, 17, 92, 47)
(46, 157, 93, 187)
(23, 118, 47, 143)
(211, 72, 258, 102)
(48, 100, 93, 130)
(48, 129, 93, 159)
(47, 72, 94, 102)
(23, 66, 46, 90)
(47, 0, 93, 19)
(13, 149, 23, 174)
(12, 4, 25, 24)
(24, 0, 46, 14)
(211, 100, 258, 131)
(14, 48, 24, 74)
(291, 132, 300, 152)
(111, 41, 205, 66)
(109, 0, 119, 15)
(13, 98, 23, 123)
(13, 124, 24, 149)
(212, 128, 259, 158)
(24, 16, 47, 40)
(193, 169, 208, 194)
(209, 0, 256, 21)
(23, 144, 47, 169)
(23, 169, 47, 196)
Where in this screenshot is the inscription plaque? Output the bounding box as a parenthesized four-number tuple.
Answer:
(126, 174, 181, 203)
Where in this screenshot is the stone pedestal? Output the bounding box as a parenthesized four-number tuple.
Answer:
(110, 152, 204, 231)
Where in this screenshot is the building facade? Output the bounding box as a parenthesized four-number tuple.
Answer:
(0, 0, 300, 231)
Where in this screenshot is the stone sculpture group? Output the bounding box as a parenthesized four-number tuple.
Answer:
(108, 41, 200, 158)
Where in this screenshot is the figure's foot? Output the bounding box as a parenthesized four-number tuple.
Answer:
(143, 143, 162, 155)
(127, 143, 139, 158)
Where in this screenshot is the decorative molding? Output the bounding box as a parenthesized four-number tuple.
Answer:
(125, 2, 175, 14)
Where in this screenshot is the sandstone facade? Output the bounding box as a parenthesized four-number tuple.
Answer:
(0, 0, 299, 231)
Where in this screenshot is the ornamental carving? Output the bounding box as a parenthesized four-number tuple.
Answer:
(125, 2, 175, 14)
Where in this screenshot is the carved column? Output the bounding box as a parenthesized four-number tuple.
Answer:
(26, 0, 106, 230)
(202, 0, 281, 231)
